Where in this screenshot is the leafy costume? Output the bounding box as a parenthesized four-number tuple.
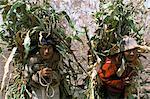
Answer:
(0, 0, 84, 98)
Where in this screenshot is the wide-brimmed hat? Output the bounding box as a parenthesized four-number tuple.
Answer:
(120, 36, 139, 52)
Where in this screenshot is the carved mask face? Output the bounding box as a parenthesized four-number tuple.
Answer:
(40, 45, 54, 60)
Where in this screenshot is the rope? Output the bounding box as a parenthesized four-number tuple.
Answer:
(46, 83, 55, 98)
(39, 71, 55, 97)
(39, 71, 49, 87)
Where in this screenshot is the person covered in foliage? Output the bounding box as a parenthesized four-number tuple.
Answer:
(120, 36, 142, 98)
(24, 34, 72, 99)
(98, 36, 142, 99)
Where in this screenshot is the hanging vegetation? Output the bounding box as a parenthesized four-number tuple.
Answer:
(0, 0, 86, 98)
(91, 0, 144, 59)
(85, 0, 146, 99)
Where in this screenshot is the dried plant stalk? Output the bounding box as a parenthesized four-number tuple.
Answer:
(0, 47, 17, 92)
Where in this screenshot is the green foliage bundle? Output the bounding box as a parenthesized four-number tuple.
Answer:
(0, 0, 81, 57)
(86, 0, 145, 99)
(91, 0, 143, 59)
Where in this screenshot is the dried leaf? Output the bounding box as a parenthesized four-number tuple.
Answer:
(23, 31, 30, 59)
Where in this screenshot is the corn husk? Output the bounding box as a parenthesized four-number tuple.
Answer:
(86, 56, 101, 99)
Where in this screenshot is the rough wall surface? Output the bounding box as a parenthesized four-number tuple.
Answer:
(51, 0, 100, 70)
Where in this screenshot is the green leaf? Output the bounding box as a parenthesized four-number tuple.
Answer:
(65, 36, 72, 43)
(73, 35, 83, 44)
(104, 15, 112, 24)
(30, 26, 42, 36)
(114, 15, 119, 21)
(20, 85, 26, 94)
(128, 94, 134, 99)
(95, 12, 103, 19)
(33, 14, 46, 32)
(102, 2, 112, 9)
(0, 47, 2, 53)
(128, 19, 137, 32)
(7, 1, 25, 19)
(61, 11, 75, 29)
(1, 4, 11, 20)
(56, 45, 67, 57)
(30, 6, 40, 12)
(0, 0, 8, 5)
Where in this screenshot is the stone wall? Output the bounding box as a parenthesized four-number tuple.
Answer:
(51, 0, 100, 69)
